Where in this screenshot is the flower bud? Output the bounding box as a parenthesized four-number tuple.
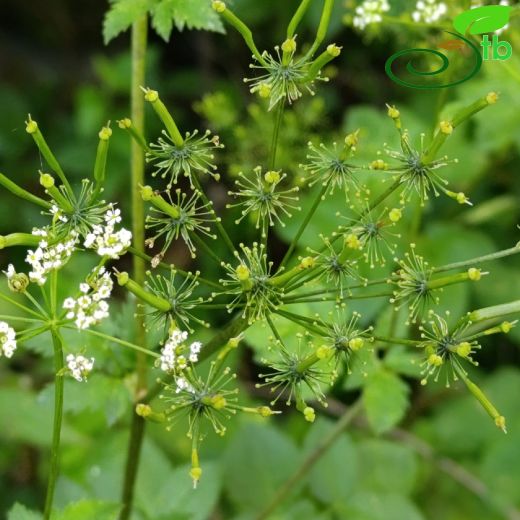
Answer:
(8, 272, 30, 293)
(25, 118, 38, 134)
(264, 170, 280, 184)
(327, 44, 342, 57)
(143, 88, 159, 103)
(303, 406, 315, 423)
(495, 415, 506, 433)
(486, 92, 499, 105)
(501, 321, 513, 333)
(344, 130, 359, 147)
(210, 394, 227, 410)
(439, 121, 453, 135)
(98, 126, 112, 140)
(281, 38, 297, 53)
(316, 345, 333, 359)
(299, 256, 316, 269)
(235, 264, 250, 281)
(348, 337, 364, 351)
(189, 466, 202, 487)
(427, 354, 443, 367)
(212, 0, 226, 13)
(141, 185, 154, 201)
(258, 406, 275, 417)
(116, 271, 129, 286)
(370, 159, 388, 170)
(456, 342, 472, 358)
(389, 208, 402, 223)
(258, 83, 271, 98)
(118, 118, 132, 129)
(345, 233, 361, 250)
(456, 192, 470, 205)
(386, 104, 400, 119)
(467, 267, 481, 281)
(39, 172, 55, 189)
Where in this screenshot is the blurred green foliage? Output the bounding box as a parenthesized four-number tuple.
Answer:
(1, 0, 520, 519)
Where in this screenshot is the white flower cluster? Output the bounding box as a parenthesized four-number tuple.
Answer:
(353, 0, 390, 30)
(0, 321, 17, 358)
(25, 229, 78, 285)
(50, 204, 68, 223)
(84, 206, 132, 258)
(158, 328, 203, 373)
(63, 267, 113, 329)
(174, 376, 195, 394)
(412, 0, 447, 23)
(66, 354, 94, 382)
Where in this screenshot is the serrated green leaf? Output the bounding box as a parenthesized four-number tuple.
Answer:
(453, 5, 511, 35)
(364, 369, 409, 434)
(54, 500, 120, 520)
(151, 0, 224, 41)
(103, 0, 153, 44)
(223, 421, 300, 511)
(303, 417, 358, 504)
(357, 439, 418, 495)
(7, 503, 42, 520)
(336, 491, 425, 520)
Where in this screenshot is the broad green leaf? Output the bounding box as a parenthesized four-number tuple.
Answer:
(453, 5, 511, 35)
(357, 439, 418, 495)
(303, 417, 358, 504)
(103, 0, 154, 44)
(337, 491, 425, 520)
(53, 500, 120, 520)
(144, 462, 221, 520)
(364, 369, 409, 434)
(223, 421, 300, 511)
(384, 346, 423, 379)
(7, 503, 42, 520)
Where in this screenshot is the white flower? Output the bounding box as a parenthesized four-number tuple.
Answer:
(0, 321, 17, 358)
(158, 328, 203, 373)
(412, 0, 447, 23)
(25, 231, 78, 285)
(83, 206, 131, 259)
(63, 267, 113, 330)
(66, 354, 94, 382)
(353, 0, 390, 30)
(175, 376, 195, 394)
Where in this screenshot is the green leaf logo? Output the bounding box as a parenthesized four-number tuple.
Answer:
(453, 5, 511, 35)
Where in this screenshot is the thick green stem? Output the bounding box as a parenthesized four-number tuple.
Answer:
(305, 0, 335, 59)
(120, 15, 148, 520)
(43, 328, 64, 519)
(255, 398, 362, 520)
(268, 100, 285, 170)
(0, 173, 52, 209)
(287, 0, 312, 38)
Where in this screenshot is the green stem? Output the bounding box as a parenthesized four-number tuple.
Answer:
(305, 0, 335, 59)
(278, 182, 328, 271)
(255, 398, 362, 520)
(433, 246, 520, 274)
(0, 292, 44, 319)
(287, 0, 312, 38)
(191, 172, 235, 254)
(0, 173, 52, 209)
(268, 100, 285, 170)
(120, 14, 148, 520)
(43, 328, 64, 519)
(373, 335, 421, 346)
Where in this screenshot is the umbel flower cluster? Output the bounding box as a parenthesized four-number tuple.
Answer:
(1, 0, 520, 495)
